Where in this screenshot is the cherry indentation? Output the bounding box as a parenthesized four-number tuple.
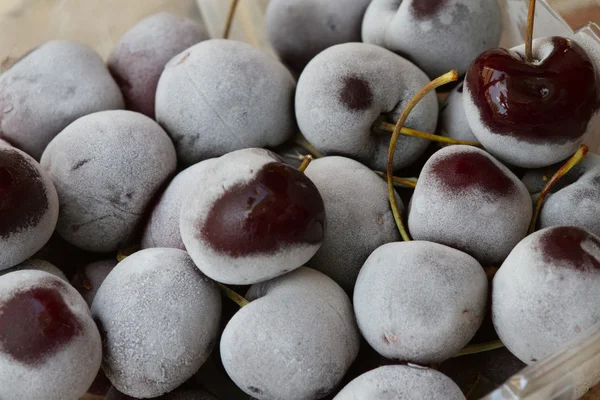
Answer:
(465, 37, 600, 144)
(0, 281, 82, 365)
(431, 150, 514, 195)
(540, 226, 600, 271)
(339, 76, 373, 111)
(201, 163, 325, 257)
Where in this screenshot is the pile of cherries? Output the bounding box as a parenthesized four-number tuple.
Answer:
(1, 0, 600, 399)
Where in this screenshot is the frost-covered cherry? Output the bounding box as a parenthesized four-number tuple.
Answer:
(362, 0, 502, 79)
(0, 40, 124, 159)
(40, 110, 177, 253)
(221, 267, 360, 400)
(180, 148, 325, 284)
(333, 365, 465, 400)
(108, 12, 209, 118)
(304, 156, 400, 291)
(91, 248, 221, 398)
(408, 145, 532, 265)
(0, 146, 58, 270)
(0, 270, 102, 400)
(354, 241, 487, 364)
(265, 0, 371, 73)
(295, 42, 437, 171)
(493, 226, 600, 365)
(156, 40, 296, 165)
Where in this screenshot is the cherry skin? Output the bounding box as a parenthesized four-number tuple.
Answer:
(202, 162, 326, 257)
(464, 37, 600, 167)
(0, 279, 82, 365)
(0, 149, 49, 238)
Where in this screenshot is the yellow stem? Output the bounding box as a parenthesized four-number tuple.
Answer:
(378, 122, 480, 147)
(455, 340, 504, 357)
(222, 0, 241, 39)
(294, 133, 324, 159)
(525, 0, 537, 63)
(387, 70, 459, 241)
(218, 283, 249, 307)
(297, 155, 313, 173)
(116, 245, 140, 262)
(529, 145, 589, 234)
(375, 171, 418, 189)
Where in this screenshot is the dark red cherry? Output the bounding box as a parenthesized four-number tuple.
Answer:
(465, 37, 600, 144)
(0, 148, 49, 238)
(0, 280, 82, 365)
(431, 150, 514, 195)
(201, 162, 326, 257)
(540, 226, 600, 271)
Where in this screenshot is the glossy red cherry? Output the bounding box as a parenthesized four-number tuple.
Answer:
(202, 162, 325, 257)
(464, 37, 600, 168)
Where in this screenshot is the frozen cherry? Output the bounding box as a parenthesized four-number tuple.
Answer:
(180, 148, 326, 284)
(221, 267, 360, 400)
(464, 37, 600, 168)
(295, 42, 437, 171)
(108, 12, 209, 118)
(354, 241, 487, 365)
(493, 226, 600, 365)
(0, 146, 58, 270)
(304, 156, 401, 292)
(408, 145, 532, 265)
(333, 365, 465, 400)
(40, 110, 177, 252)
(0, 270, 101, 400)
(91, 248, 221, 398)
(362, 0, 502, 79)
(155, 40, 296, 165)
(0, 40, 124, 160)
(265, 0, 371, 73)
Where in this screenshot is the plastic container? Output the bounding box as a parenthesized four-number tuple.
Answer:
(2, 0, 600, 399)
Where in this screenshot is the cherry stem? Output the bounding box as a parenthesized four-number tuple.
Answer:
(374, 171, 418, 189)
(218, 283, 249, 307)
(465, 374, 483, 400)
(297, 155, 313, 173)
(454, 340, 504, 357)
(525, 0, 537, 63)
(294, 133, 324, 159)
(222, 0, 241, 39)
(378, 122, 480, 147)
(116, 245, 140, 262)
(528, 144, 589, 234)
(387, 70, 459, 241)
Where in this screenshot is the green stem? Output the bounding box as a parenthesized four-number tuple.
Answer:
(387, 70, 459, 241)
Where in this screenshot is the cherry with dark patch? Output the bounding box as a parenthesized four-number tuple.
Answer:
(0, 148, 48, 238)
(339, 76, 373, 111)
(465, 37, 600, 144)
(540, 226, 600, 271)
(201, 162, 325, 257)
(431, 151, 514, 195)
(0, 280, 82, 365)
(411, 0, 448, 19)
